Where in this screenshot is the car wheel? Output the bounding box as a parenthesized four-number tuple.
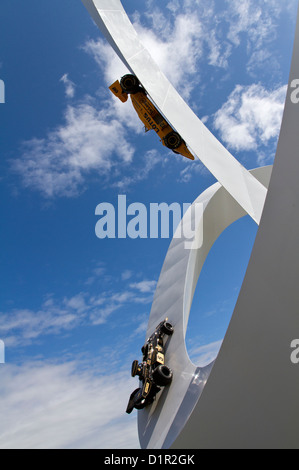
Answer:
(164, 131, 182, 150)
(133, 389, 147, 409)
(153, 364, 173, 386)
(120, 74, 140, 94)
(134, 398, 146, 409)
(131, 360, 139, 377)
(129, 387, 146, 409)
(161, 321, 174, 336)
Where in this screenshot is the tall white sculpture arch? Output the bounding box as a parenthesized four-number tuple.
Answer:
(81, 0, 299, 449)
(170, 7, 299, 448)
(138, 165, 272, 449)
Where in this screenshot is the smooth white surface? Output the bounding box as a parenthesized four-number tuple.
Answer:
(81, 0, 268, 224)
(171, 5, 299, 449)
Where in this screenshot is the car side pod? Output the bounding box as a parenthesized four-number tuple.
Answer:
(109, 80, 128, 103)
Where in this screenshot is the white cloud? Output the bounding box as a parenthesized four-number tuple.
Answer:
(13, 102, 135, 198)
(84, 11, 205, 101)
(129, 280, 157, 294)
(0, 282, 156, 345)
(225, 1, 268, 48)
(112, 149, 162, 190)
(0, 361, 139, 449)
(178, 159, 208, 184)
(189, 339, 223, 367)
(60, 74, 75, 99)
(246, 48, 280, 79)
(83, 38, 129, 85)
(63, 293, 87, 314)
(0, 304, 81, 347)
(213, 83, 287, 154)
(134, 13, 204, 95)
(84, 263, 107, 286)
(148, 0, 296, 80)
(89, 288, 155, 326)
(121, 270, 133, 281)
(224, 0, 296, 49)
(222, 0, 297, 77)
(207, 31, 232, 69)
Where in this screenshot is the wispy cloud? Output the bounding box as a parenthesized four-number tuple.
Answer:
(60, 74, 76, 99)
(0, 278, 157, 346)
(189, 339, 223, 367)
(129, 280, 157, 294)
(178, 159, 208, 184)
(89, 287, 156, 326)
(0, 301, 81, 348)
(0, 360, 139, 449)
(137, 0, 296, 84)
(12, 102, 135, 198)
(133, 12, 204, 98)
(213, 83, 287, 157)
(112, 149, 163, 190)
(121, 270, 133, 281)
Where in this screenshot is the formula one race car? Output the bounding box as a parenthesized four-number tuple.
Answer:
(126, 318, 174, 414)
(109, 74, 195, 161)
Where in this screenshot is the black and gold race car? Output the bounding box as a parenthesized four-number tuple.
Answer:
(126, 318, 174, 414)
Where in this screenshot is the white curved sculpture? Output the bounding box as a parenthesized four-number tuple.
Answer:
(170, 7, 299, 448)
(137, 165, 272, 449)
(81, 0, 267, 225)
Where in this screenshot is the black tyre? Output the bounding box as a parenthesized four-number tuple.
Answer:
(133, 390, 147, 410)
(161, 321, 174, 336)
(135, 401, 146, 410)
(131, 360, 139, 377)
(164, 131, 182, 150)
(152, 364, 173, 386)
(120, 74, 140, 94)
(131, 388, 146, 410)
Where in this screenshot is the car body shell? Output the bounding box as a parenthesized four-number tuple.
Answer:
(109, 79, 195, 161)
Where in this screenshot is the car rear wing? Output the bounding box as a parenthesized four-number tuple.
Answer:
(109, 80, 128, 103)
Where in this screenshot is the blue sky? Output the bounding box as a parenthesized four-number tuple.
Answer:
(0, 0, 297, 449)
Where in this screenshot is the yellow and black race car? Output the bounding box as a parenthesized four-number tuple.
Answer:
(126, 318, 174, 414)
(109, 74, 195, 161)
